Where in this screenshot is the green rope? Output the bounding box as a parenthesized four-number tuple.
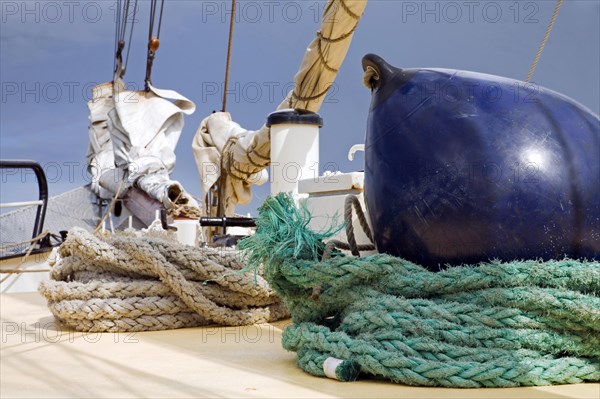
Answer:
(240, 193, 600, 388)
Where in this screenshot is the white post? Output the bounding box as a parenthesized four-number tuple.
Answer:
(268, 109, 322, 200)
(173, 219, 198, 247)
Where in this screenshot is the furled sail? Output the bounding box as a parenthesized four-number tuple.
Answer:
(86, 75, 200, 216)
(86, 0, 201, 217)
(288, 0, 367, 112)
(193, 0, 367, 216)
(87, 81, 120, 200)
(192, 112, 270, 216)
(107, 76, 199, 211)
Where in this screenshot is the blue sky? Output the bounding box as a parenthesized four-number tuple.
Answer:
(1, 0, 599, 215)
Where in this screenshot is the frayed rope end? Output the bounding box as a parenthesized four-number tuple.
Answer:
(239, 193, 342, 273)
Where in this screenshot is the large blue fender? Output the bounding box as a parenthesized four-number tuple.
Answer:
(362, 54, 600, 270)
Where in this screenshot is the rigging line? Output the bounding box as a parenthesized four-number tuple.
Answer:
(222, 0, 237, 112)
(114, 0, 133, 76)
(121, 0, 133, 40)
(113, 0, 121, 73)
(156, 0, 165, 39)
(215, 0, 237, 220)
(145, 0, 165, 91)
(116, 0, 122, 40)
(147, 0, 164, 39)
(124, 0, 138, 73)
(114, 0, 119, 49)
(149, 0, 156, 42)
(120, 0, 131, 43)
(526, 0, 564, 83)
(145, 0, 157, 90)
(149, 0, 162, 39)
(117, 0, 130, 75)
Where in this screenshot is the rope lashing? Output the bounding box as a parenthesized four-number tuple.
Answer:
(240, 193, 600, 387)
(216, 136, 239, 225)
(290, 0, 364, 106)
(40, 227, 288, 332)
(341, 195, 374, 257)
(321, 195, 375, 258)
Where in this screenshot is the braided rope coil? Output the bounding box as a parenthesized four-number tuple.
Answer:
(240, 194, 600, 388)
(39, 227, 288, 332)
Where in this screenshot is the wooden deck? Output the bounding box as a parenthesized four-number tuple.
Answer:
(1, 292, 598, 398)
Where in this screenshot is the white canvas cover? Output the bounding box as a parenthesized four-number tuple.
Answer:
(86, 81, 121, 199)
(192, 112, 272, 216)
(193, 0, 367, 216)
(107, 76, 199, 210)
(86, 73, 200, 215)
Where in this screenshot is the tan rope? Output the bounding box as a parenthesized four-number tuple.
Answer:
(166, 189, 203, 219)
(168, 204, 202, 219)
(222, 0, 237, 112)
(0, 229, 52, 284)
(93, 179, 125, 234)
(316, 26, 357, 44)
(291, 84, 333, 102)
(216, 136, 239, 219)
(526, 0, 564, 82)
(317, 40, 339, 73)
(2, 269, 51, 274)
(0, 229, 50, 250)
(39, 228, 288, 332)
(245, 150, 270, 169)
(339, 0, 361, 20)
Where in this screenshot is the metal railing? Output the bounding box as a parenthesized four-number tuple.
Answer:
(0, 160, 49, 259)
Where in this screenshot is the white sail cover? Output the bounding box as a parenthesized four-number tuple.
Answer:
(192, 112, 270, 216)
(86, 75, 200, 215)
(106, 76, 199, 210)
(193, 0, 367, 216)
(87, 81, 120, 199)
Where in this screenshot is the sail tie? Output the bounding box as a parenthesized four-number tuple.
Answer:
(290, 0, 365, 109)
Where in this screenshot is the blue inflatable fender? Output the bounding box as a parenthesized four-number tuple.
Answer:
(362, 54, 600, 270)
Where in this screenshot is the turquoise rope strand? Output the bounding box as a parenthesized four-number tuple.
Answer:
(240, 194, 600, 388)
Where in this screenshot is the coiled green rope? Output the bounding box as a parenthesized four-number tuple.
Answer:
(240, 194, 600, 388)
